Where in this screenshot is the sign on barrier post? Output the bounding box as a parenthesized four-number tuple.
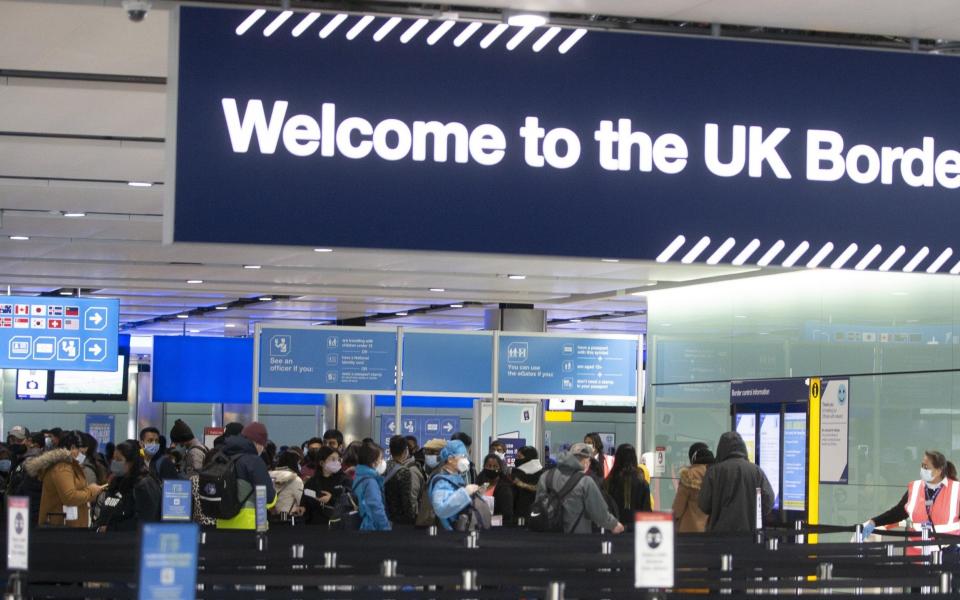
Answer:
(138, 523, 199, 600)
(161, 480, 192, 522)
(635, 513, 674, 589)
(255, 485, 268, 533)
(7, 496, 28, 571)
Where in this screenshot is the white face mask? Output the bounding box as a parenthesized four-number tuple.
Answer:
(494, 451, 506, 461)
(324, 460, 341, 474)
(456, 457, 470, 473)
(425, 455, 439, 468)
(585, 444, 596, 455)
(75, 451, 86, 464)
(376, 460, 387, 476)
(921, 467, 935, 483)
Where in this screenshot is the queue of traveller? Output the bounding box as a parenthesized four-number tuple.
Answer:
(0, 422, 662, 535)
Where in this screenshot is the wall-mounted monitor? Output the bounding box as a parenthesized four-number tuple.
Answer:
(47, 346, 130, 401)
(16, 369, 48, 399)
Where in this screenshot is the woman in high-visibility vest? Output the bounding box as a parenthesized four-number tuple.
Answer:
(861, 450, 959, 555)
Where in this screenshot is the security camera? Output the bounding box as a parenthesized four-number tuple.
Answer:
(121, 0, 152, 22)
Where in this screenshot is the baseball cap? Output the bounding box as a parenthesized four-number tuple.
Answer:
(569, 443, 593, 460)
(7, 426, 29, 441)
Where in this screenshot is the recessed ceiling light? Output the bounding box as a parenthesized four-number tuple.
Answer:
(225, 323, 236, 328)
(176, 314, 189, 319)
(243, 265, 262, 270)
(505, 11, 548, 27)
(429, 288, 446, 292)
(395, 311, 408, 316)
(259, 296, 273, 301)
(312, 321, 327, 326)
(600, 258, 620, 263)
(186, 279, 203, 284)
(734, 315, 747, 319)
(214, 306, 228, 310)
(507, 274, 526, 280)
(9, 236, 29, 241)
(313, 248, 334, 253)
(188, 329, 200, 333)
(450, 304, 464, 309)
(570, 319, 582, 323)
(63, 212, 86, 218)
(59, 291, 73, 296)
(128, 181, 153, 188)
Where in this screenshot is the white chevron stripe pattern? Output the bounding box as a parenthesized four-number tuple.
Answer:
(234, 11, 588, 53)
(653, 236, 958, 274)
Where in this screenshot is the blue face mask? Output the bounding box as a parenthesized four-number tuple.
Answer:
(144, 443, 160, 456)
(0, 460, 11, 473)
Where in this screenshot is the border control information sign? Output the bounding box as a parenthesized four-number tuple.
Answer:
(162, 480, 192, 522)
(257, 326, 397, 394)
(0, 296, 118, 371)
(138, 523, 199, 600)
(7, 496, 28, 571)
(635, 513, 674, 589)
(173, 7, 960, 275)
(819, 379, 850, 484)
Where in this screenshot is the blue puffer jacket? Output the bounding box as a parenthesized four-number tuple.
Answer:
(429, 472, 471, 530)
(352, 465, 392, 531)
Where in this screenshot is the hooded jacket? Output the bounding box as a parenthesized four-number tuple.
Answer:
(215, 436, 277, 530)
(269, 467, 304, 514)
(26, 448, 98, 528)
(698, 432, 774, 533)
(534, 455, 620, 534)
(512, 459, 544, 519)
(352, 465, 392, 531)
(672, 463, 709, 533)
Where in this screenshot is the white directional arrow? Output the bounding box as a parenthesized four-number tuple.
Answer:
(388, 421, 396, 433)
(89, 343, 102, 356)
(89, 313, 103, 326)
(443, 422, 454, 433)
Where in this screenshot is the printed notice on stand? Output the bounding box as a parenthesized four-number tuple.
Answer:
(819, 379, 849, 483)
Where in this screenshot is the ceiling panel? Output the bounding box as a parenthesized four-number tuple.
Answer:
(0, 137, 163, 182)
(0, 180, 163, 215)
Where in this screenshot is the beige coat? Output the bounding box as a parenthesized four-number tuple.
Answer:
(672, 464, 709, 533)
(26, 449, 97, 528)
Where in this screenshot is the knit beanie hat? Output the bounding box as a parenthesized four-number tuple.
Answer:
(169, 419, 194, 444)
(241, 422, 269, 447)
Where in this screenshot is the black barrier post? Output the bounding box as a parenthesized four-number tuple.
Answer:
(817, 563, 833, 596)
(601, 541, 613, 555)
(324, 551, 338, 568)
(766, 537, 778, 551)
(940, 572, 953, 594)
(466, 530, 479, 548)
(4, 571, 25, 600)
(462, 569, 478, 591)
(794, 520, 804, 544)
(428, 525, 438, 536)
(854, 523, 863, 543)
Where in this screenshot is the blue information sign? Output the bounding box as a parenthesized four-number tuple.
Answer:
(380, 414, 461, 453)
(0, 296, 118, 371)
(138, 523, 199, 600)
(173, 7, 960, 275)
(402, 332, 492, 396)
(498, 335, 638, 398)
(85, 414, 115, 454)
(783, 413, 807, 512)
(257, 327, 397, 393)
(161, 480, 192, 522)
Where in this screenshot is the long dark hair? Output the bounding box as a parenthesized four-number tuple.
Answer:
(109, 440, 149, 493)
(584, 432, 604, 456)
(925, 450, 958, 481)
(606, 444, 641, 508)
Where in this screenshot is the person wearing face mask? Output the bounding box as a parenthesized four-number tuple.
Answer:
(428, 440, 481, 530)
(490, 440, 508, 463)
(6, 433, 47, 526)
(351, 443, 392, 531)
(215, 422, 277, 530)
(94, 440, 161, 532)
(476, 453, 515, 524)
(533, 443, 624, 534)
(383, 435, 425, 525)
(268, 451, 304, 517)
(414, 439, 448, 527)
(138, 427, 165, 476)
(299, 437, 325, 481)
(301, 447, 347, 525)
(28, 431, 105, 528)
(78, 432, 107, 486)
(0, 448, 13, 492)
(512, 446, 545, 520)
(861, 450, 960, 554)
(584, 433, 615, 481)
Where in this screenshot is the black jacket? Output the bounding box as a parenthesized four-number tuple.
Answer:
(698, 432, 774, 533)
(301, 470, 349, 525)
(94, 473, 161, 532)
(606, 471, 651, 529)
(475, 472, 515, 524)
(221, 436, 277, 505)
(511, 460, 544, 519)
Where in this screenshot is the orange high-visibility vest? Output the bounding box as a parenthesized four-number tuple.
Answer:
(903, 479, 960, 555)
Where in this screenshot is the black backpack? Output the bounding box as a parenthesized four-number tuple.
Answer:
(197, 450, 250, 520)
(527, 470, 584, 533)
(325, 484, 361, 531)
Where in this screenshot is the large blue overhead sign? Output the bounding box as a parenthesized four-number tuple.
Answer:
(499, 334, 638, 399)
(257, 326, 397, 393)
(402, 331, 492, 396)
(171, 7, 960, 275)
(0, 296, 118, 371)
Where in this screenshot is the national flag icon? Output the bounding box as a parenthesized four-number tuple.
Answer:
(31, 305, 46, 316)
(31, 318, 45, 329)
(14, 305, 29, 316)
(0, 305, 11, 315)
(63, 318, 80, 330)
(65, 306, 79, 317)
(0, 317, 11, 328)
(48, 306, 64, 317)
(13, 317, 29, 329)
(48, 319, 62, 329)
